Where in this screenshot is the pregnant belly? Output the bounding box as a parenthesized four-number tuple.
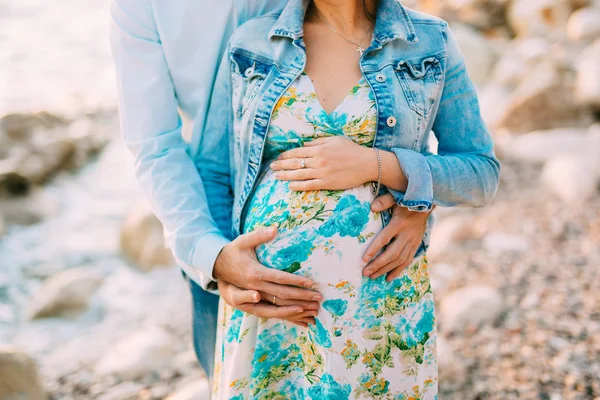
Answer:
(241, 168, 384, 276)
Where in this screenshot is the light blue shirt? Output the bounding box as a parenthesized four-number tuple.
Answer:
(109, 0, 287, 289)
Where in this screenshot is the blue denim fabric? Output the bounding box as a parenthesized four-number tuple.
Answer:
(186, 271, 220, 379)
(199, 0, 501, 270)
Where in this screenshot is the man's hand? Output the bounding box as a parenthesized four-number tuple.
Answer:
(218, 281, 317, 328)
(362, 193, 432, 281)
(213, 226, 323, 303)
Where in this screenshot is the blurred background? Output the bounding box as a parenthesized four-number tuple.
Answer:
(0, 0, 598, 399)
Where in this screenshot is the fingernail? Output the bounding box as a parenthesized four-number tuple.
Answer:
(310, 312, 318, 316)
(295, 309, 304, 314)
(364, 270, 372, 276)
(312, 295, 322, 301)
(304, 281, 314, 288)
(308, 304, 318, 310)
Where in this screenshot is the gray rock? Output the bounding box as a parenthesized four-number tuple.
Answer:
(483, 232, 531, 254)
(567, 7, 600, 42)
(542, 153, 600, 204)
(497, 63, 592, 134)
(26, 267, 104, 319)
(495, 127, 600, 164)
(437, 337, 467, 383)
(0, 347, 45, 400)
(508, 0, 572, 37)
(0, 112, 67, 141)
(167, 379, 211, 400)
(120, 200, 174, 271)
(575, 39, 600, 108)
(95, 326, 179, 380)
(450, 23, 496, 86)
(428, 215, 480, 260)
(440, 285, 504, 333)
(96, 382, 144, 400)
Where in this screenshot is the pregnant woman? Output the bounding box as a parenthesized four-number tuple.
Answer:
(202, 0, 501, 398)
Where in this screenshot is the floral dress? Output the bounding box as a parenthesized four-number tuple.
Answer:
(211, 72, 438, 400)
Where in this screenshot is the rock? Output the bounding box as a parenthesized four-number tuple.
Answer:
(428, 215, 480, 259)
(541, 154, 600, 204)
(26, 267, 104, 319)
(415, 0, 509, 30)
(567, 7, 600, 42)
(120, 200, 174, 271)
(429, 263, 457, 294)
(0, 347, 45, 400)
(440, 285, 504, 333)
(575, 40, 600, 108)
(95, 326, 179, 380)
(0, 112, 67, 141)
(16, 139, 76, 185)
(495, 128, 600, 164)
(96, 382, 144, 400)
(479, 84, 512, 128)
(508, 0, 572, 37)
(437, 337, 467, 383)
(497, 62, 592, 133)
(483, 232, 531, 254)
(167, 380, 211, 400)
(450, 23, 495, 86)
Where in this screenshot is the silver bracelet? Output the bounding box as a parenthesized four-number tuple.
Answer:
(373, 148, 382, 196)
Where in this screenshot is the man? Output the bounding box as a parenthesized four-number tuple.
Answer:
(109, 0, 430, 379)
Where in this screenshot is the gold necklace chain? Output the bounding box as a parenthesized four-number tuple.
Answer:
(314, 9, 373, 56)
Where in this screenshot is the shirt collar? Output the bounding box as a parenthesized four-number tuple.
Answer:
(268, 0, 418, 45)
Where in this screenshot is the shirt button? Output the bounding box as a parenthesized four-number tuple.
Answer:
(386, 116, 397, 127)
(375, 74, 386, 82)
(244, 67, 254, 77)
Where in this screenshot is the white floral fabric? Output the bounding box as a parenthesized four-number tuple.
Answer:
(212, 72, 438, 400)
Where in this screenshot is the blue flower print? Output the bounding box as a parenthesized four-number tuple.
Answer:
(268, 232, 315, 271)
(394, 296, 435, 348)
(308, 317, 332, 348)
(226, 309, 244, 343)
(318, 195, 370, 238)
(323, 299, 348, 317)
(307, 373, 351, 400)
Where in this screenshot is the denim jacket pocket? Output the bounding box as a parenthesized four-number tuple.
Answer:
(230, 49, 274, 116)
(394, 55, 444, 119)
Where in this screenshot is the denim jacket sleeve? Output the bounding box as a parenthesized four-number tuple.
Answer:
(109, 0, 232, 291)
(388, 22, 501, 211)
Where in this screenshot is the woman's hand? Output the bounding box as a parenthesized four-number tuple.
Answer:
(363, 193, 432, 281)
(270, 136, 375, 191)
(218, 280, 318, 328)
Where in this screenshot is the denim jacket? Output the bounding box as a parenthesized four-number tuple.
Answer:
(198, 0, 501, 285)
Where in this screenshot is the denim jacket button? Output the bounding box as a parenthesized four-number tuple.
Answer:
(375, 73, 386, 82)
(386, 116, 397, 127)
(244, 67, 254, 77)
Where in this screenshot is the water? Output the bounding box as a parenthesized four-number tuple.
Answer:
(0, 0, 116, 115)
(0, 0, 136, 345)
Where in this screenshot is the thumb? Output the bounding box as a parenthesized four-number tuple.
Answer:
(237, 225, 278, 249)
(371, 193, 396, 212)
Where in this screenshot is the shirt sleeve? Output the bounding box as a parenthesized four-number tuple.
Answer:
(236, 0, 287, 23)
(109, 0, 232, 291)
(388, 22, 501, 211)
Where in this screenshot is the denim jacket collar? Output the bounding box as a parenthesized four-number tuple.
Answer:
(268, 0, 419, 45)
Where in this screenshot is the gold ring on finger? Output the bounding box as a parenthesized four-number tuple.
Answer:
(272, 296, 278, 305)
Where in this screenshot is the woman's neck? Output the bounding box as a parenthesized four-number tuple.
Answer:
(308, 0, 376, 38)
